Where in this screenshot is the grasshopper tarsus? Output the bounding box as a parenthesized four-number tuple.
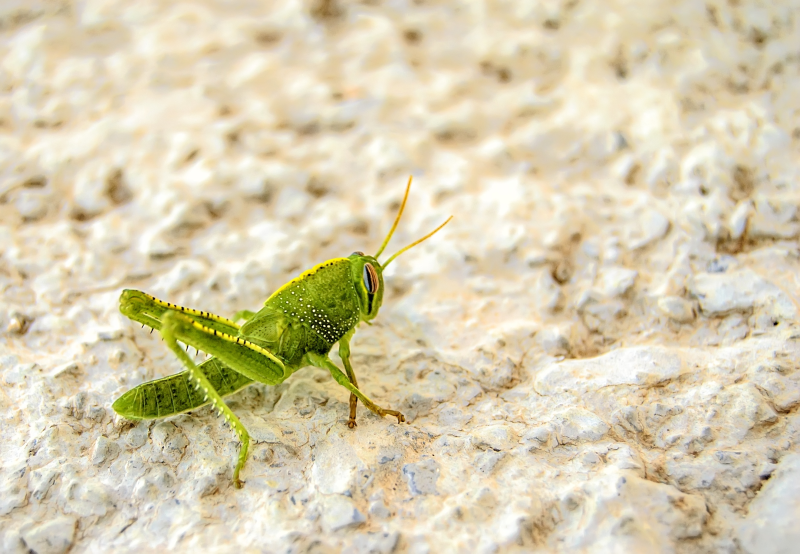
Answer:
(114, 176, 451, 488)
(385, 410, 406, 424)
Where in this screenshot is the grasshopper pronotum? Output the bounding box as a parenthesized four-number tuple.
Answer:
(113, 177, 452, 488)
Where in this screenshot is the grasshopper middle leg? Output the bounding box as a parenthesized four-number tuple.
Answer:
(338, 336, 360, 428)
(307, 352, 405, 425)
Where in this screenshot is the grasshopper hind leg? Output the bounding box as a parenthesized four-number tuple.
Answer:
(117, 290, 290, 488)
(159, 311, 252, 489)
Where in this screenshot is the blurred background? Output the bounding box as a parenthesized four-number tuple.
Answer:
(1, 1, 799, 552)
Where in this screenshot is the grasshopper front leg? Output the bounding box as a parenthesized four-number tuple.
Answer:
(306, 352, 405, 424)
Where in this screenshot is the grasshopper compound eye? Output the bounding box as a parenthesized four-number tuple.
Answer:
(362, 262, 379, 294)
(352, 251, 365, 256)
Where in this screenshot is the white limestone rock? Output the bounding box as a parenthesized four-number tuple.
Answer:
(14, 189, 50, 221)
(535, 347, 684, 395)
(596, 267, 638, 298)
(19, 517, 77, 554)
(537, 323, 575, 356)
(690, 269, 797, 319)
(557, 472, 708, 551)
(657, 295, 695, 323)
(714, 383, 778, 441)
(3, 1, 800, 552)
(311, 432, 365, 496)
(402, 459, 440, 497)
(472, 424, 519, 451)
(748, 364, 800, 412)
(350, 531, 400, 554)
(0, 463, 28, 517)
(738, 454, 800, 554)
(91, 435, 120, 466)
(550, 408, 610, 444)
(319, 495, 366, 532)
(28, 461, 59, 502)
(151, 422, 189, 465)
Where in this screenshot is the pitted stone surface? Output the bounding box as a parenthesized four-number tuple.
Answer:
(2, 1, 800, 552)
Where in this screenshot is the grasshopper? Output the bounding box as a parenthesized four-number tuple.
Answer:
(113, 177, 452, 488)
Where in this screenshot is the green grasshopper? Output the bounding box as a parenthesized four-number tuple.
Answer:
(113, 177, 452, 488)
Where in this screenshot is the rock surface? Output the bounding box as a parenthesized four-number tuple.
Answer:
(2, 1, 800, 552)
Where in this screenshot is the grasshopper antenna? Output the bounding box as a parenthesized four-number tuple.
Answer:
(376, 175, 453, 268)
(375, 175, 413, 259)
(382, 215, 453, 269)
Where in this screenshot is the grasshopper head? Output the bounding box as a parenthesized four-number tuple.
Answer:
(348, 252, 385, 322)
(350, 176, 452, 323)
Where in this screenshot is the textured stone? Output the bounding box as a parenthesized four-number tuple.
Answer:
(91, 435, 120, 466)
(320, 495, 366, 532)
(471, 424, 519, 451)
(403, 459, 440, 497)
(19, 517, 76, 554)
(0, 463, 28, 516)
(535, 347, 683, 394)
(311, 433, 364, 496)
(557, 472, 708, 550)
(739, 454, 800, 554)
(551, 408, 610, 444)
(351, 531, 400, 554)
(151, 422, 189, 464)
(29, 462, 59, 501)
(690, 269, 797, 319)
(658, 295, 695, 323)
(596, 267, 638, 298)
(2, 1, 800, 552)
(627, 209, 670, 250)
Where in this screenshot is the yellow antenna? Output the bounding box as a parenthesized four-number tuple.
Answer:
(375, 175, 413, 259)
(382, 215, 453, 269)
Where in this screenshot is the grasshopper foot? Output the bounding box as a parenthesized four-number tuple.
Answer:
(379, 408, 405, 424)
(348, 392, 358, 429)
(233, 459, 246, 489)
